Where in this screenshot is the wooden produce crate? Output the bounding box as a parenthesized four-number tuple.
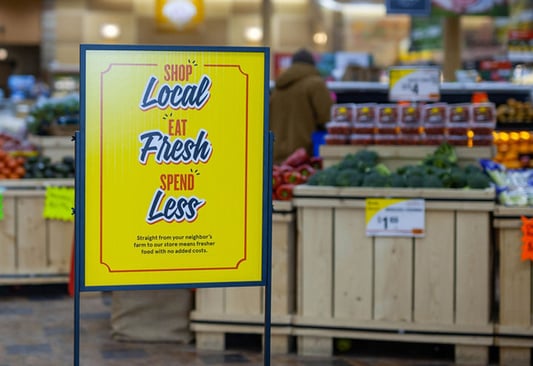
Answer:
(0, 179, 74, 285)
(493, 206, 533, 366)
(292, 185, 495, 364)
(28, 135, 75, 162)
(319, 145, 494, 170)
(190, 200, 296, 353)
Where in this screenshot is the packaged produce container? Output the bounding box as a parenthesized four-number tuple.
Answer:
(373, 134, 398, 145)
(349, 134, 374, 145)
(352, 103, 376, 134)
(447, 104, 471, 135)
(375, 104, 399, 134)
(471, 103, 496, 135)
(446, 135, 469, 146)
(398, 104, 421, 135)
(325, 134, 349, 145)
(472, 134, 494, 147)
(421, 134, 447, 146)
(330, 103, 356, 123)
(325, 121, 351, 136)
(398, 133, 422, 145)
(422, 103, 447, 135)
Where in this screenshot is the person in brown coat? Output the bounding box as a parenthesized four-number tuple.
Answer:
(270, 48, 334, 164)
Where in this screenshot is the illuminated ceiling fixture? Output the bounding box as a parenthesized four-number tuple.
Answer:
(313, 31, 328, 45)
(100, 23, 121, 40)
(0, 48, 7, 61)
(163, 0, 198, 29)
(245, 26, 263, 42)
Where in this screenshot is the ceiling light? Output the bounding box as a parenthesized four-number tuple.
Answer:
(245, 27, 263, 42)
(100, 23, 121, 39)
(313, 32, 328, 45)
(163, 0, 198, 29)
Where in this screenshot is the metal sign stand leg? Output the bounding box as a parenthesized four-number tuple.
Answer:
(73, 130, 81, 366)
(263, 132, 274, 366)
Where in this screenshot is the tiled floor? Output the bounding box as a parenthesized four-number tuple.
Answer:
(0, 284, 493, 365)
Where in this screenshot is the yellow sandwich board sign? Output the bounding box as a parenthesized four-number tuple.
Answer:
(78, 45, 270, 290)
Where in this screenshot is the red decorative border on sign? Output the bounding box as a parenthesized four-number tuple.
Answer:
(98, 63, 251, 273)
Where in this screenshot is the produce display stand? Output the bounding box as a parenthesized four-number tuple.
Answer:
(493, 206, 533, 366)
(319, 145, 494, 170)
(27, 135, 75, 162)
(0, 179, 74, 285)
(292, 185, 495, 364)
(327, 81, 533, 105)
(190, 200, 296, 353)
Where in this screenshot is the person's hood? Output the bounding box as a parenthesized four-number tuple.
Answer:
(275, 63, 321, 90)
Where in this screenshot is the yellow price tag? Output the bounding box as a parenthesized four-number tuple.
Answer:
(43, 186, 74, 221)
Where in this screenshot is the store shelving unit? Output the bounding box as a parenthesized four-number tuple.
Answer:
(327, 81, 533, 106)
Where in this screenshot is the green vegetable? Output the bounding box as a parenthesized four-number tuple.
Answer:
(463, 164, 484, 175)
(361, 171, 389, 187)
(335, 169, 363, 187)
(306, 166, 339, 186)
(421, 142, 458, 169)
(306, 144, 491, 190)
(353, 150, 379, 166)
(423, 174, 444, 188)
(486, 169, 508, 187)
(389, 173, 406, 187)
(466, 172, 491, 189)
(405, 174, 425, 188)
(374, 163, 391, 177)
(449, 168, 467, 188)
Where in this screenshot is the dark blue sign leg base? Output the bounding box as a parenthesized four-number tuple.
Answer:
(263, 132, 274, 366)
(74, 130, 81, 366)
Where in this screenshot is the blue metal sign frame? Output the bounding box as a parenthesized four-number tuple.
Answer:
(74, 44, 272, 365)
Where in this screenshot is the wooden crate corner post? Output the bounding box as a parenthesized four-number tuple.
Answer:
(493, 207, 533, 366)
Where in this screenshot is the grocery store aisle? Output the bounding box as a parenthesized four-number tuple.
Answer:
(0, 284, 483, 366)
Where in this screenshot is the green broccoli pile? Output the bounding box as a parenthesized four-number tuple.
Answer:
(306, 143, 491, 189)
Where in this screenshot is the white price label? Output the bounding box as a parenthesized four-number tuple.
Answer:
(365, 198, 425, 237)
(388, 67, 441, 102)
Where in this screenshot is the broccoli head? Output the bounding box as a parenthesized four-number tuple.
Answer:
(335, 168, 363, 187)
(466, 172, 491, 189)
(361, 171, 389, 187)
(353, 149, 379, 166)
(463, 164, 484, 176)
(405, 174, 425, 188)
(374, 163, 391, 177)
(449, 168, 467, 188)
(423, 174, 444, 188)
(337, 154, 361, 170)
(337, 150, 379, 172)
(389, 173, 406, 187)
(306, 166, 339, 186)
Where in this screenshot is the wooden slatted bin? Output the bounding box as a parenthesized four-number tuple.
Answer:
(0, 179, 74, 284)
(493, 206, 533, 366)
(27, 135, 75, 162)
(190, 200, 296, 353)
(292, 186, 495, 364)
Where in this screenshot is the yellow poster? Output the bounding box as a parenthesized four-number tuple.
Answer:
(81, 45, 269, 288)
